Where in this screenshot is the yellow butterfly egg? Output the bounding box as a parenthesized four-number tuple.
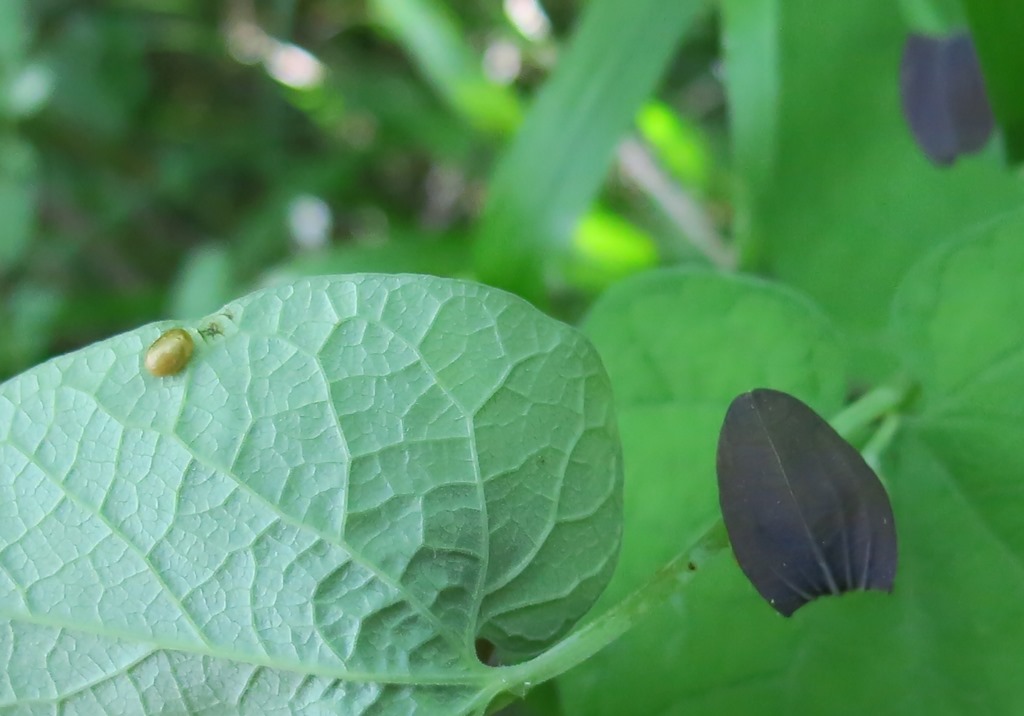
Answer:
(145, 328, 194, 377)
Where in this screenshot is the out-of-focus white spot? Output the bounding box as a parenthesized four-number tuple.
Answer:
(264, 41, 325, 89)
(504, 0, 551, 41)
(423, 164, 466, 227)
(226, 20, 270, 65)
(224, 15, 325, 90)
(6, 63, 54, 117)
(483, 39, 522, 84)
(711, 59, 726, 82)
(288, 195, 333, 250)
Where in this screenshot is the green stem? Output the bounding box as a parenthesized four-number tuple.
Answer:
(491, 519, 729, 698)
(829, 380, 910, 440)
(863, 413, 902, 473)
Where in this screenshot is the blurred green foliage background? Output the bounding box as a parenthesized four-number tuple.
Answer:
(4, 1, 1024, 385)
(0, 0, 731, 381)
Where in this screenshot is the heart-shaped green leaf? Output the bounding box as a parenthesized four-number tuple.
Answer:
(560, 269, 845, 715)
(0, 274, 623, 715)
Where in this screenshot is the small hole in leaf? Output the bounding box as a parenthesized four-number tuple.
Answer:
(475, 638, 497, 666)
(687, 561, 696, 571)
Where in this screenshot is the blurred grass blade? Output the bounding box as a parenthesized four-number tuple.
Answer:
(369, 0, 522, 135)
(474, 0, 704, 301)
(961, 0, 1024, 165)
(0, 0, 35, 271)
(0, 137, 36, 270)
(0, 0, 25, 84)
(720, 0, 778, 263)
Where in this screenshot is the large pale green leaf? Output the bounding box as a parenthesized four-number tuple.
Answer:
(723, 0, 1024, 379)
(559, 269, 846, 715)
(0, 275, 623, 714)
(474, 0, 705, 301)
